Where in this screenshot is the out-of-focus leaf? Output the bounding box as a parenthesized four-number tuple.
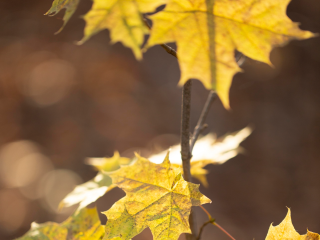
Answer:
(16, 207, 104, 240)
(59, 152, 131, 212)
(103, 153, 211, 240)
(46, 0, 80, 34)
(147, 0, 315, 108)
(149, 127, 252, 186)
(265, 209, 319, 240)
(87, 151, 131, 172)
(79, 0, 167, 59)
(190, 164, 209, 187)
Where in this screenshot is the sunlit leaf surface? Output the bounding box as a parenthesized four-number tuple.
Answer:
(103, 153, 211, 240)
(147, 0, 315, 108)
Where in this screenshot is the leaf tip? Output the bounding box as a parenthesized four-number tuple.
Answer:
(134, 152, 142, 159)
(163, 150, 171, 163)
(200, 195, 212, 205)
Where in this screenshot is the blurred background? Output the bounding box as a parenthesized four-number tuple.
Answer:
(0, 0, 320, 239)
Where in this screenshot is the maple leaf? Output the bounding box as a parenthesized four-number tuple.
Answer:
(46, 0, 80, 34)
(149, 127, 252, 186)
(16, 207, 104, 240)
(59, 152, 131, 212)
(78, 0, 167, 59)
(265, 208, 320, 240)
(103, 153, 211, 240)
(147, 0, 315, 108)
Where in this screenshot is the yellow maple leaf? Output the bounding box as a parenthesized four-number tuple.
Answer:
(103, 153, 211, 240)
(59, 152, 131, 212)
(147, 0, 315, 108)
(16, 207, 104, 240)
(79, 0, 166, 59)
(265, 208, 320, 240)
(46, 0, 80, 34)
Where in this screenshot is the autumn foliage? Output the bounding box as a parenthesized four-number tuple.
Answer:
(16, 0, 318, 239)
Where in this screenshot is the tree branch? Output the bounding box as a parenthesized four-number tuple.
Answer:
(190, 91, 217, 152)
(181, 80, 192, 182)
(180, 80, 197, 240)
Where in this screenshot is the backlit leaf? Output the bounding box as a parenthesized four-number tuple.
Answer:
(78, 0, 167, 59)
(149, 127, 252, 186)
(46, 0, 80, 34)
(59, 152, 131, 212)
(265, 209, 320, 240)
(16, 207, 104, 240)
(103, 153, 211, 240)
(59, 172, 114, 213)
(147, 0, 315, 108)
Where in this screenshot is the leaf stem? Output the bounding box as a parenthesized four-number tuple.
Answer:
(213, 223, 236, 240)
(190, 91, 217, 152)
(200, 205, 212, 219)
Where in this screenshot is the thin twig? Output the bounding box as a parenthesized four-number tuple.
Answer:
(213, 223, 236, 240)
(199, 206, 236, 240)
(196, 220, 212, 240)
(190, 91, 217, 152)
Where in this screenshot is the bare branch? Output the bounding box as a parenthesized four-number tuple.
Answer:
(180, 80, 197, 240)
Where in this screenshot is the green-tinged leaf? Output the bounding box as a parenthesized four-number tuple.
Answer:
(16, 207, 104, 240)
(17, 222, 68, 240)
(63, 207, 105, 239)
(78, 0, 166, 59)
(46, 0, 80, 34)
(103, 153, 211, 240)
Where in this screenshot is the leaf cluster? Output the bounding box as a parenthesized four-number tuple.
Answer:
(17, 0, 319, 239)
(47, 0, 314, 108)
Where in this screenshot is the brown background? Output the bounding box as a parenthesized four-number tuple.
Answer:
(0, 0, 320, 239)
